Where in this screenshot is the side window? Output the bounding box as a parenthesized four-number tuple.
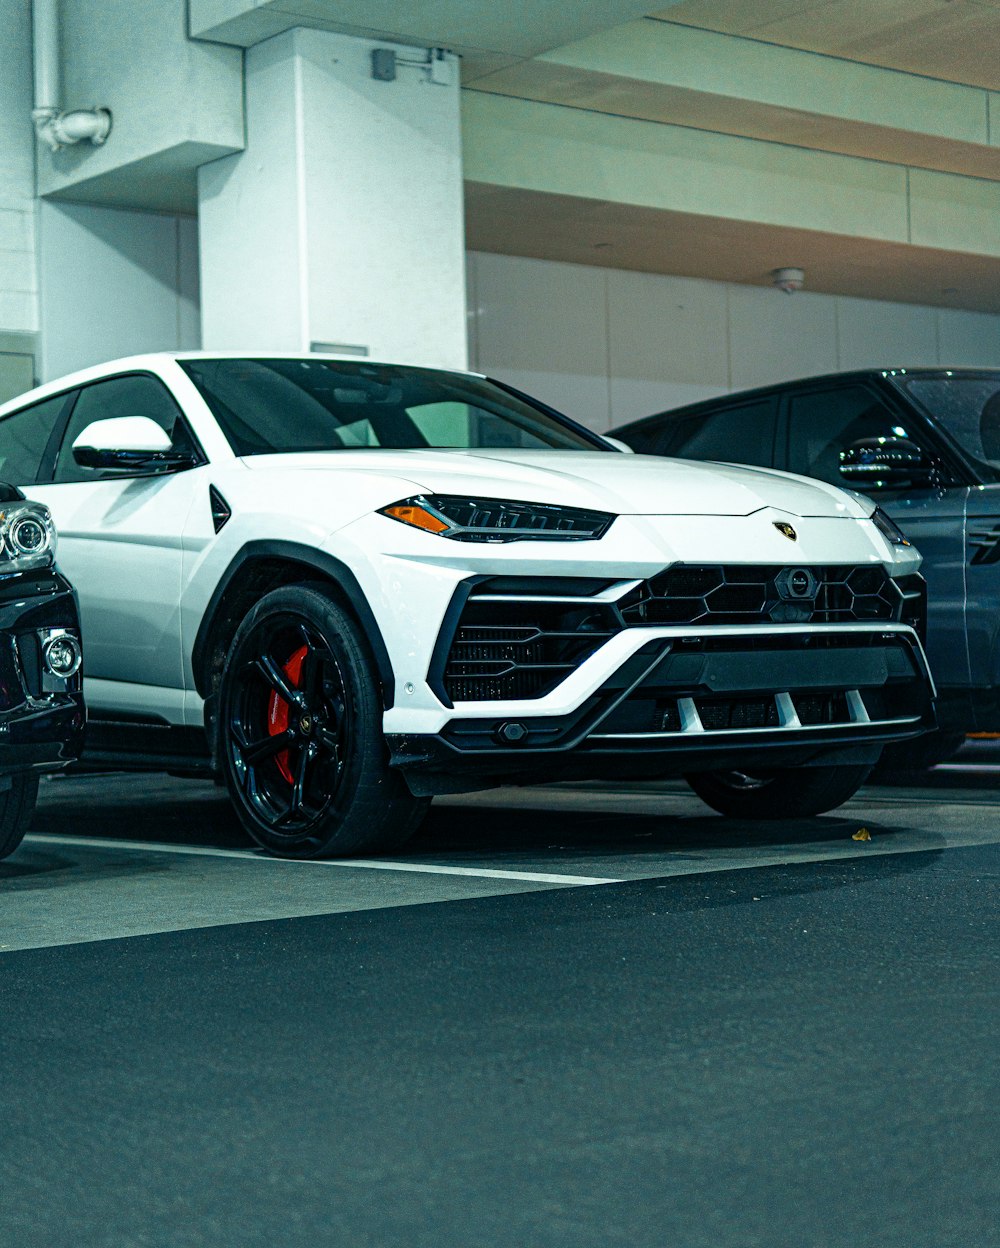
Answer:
(53, 374, 197, 484)
(786, 387, 912, 488)
(0, 394, 71, 485)
(642, 400, 777, 468)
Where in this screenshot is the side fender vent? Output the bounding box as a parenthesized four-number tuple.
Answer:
(209, 485, 232, 534)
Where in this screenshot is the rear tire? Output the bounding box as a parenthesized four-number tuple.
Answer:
(0, 774, 39, 861)
(876, 730, 965, 776)
(219, 583, 428, 858)
(685, 764, 871, 819)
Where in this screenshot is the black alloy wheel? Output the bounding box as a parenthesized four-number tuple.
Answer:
(685, 763, 872, 819)
(219, 583, 428, 858)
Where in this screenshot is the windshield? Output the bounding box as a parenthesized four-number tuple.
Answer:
(896, 373, 1000, 468)
(178, 358, 605, 456)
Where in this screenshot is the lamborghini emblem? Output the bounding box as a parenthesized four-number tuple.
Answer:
(773, 521, 797, 541)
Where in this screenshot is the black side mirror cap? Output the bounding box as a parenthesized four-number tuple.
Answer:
(839, 437, 937, 489)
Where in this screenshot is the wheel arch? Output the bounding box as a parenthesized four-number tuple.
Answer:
(192, 540, 395, 710)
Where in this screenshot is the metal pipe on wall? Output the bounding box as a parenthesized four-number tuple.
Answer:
(31, 0, 111, 152)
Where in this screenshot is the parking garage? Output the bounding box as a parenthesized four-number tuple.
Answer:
(2, 3, 999, 1246)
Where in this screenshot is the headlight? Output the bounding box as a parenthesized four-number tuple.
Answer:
(378, 495, 616, 542)
(0, 503, 56, 570)
(871, 506, 910, 547)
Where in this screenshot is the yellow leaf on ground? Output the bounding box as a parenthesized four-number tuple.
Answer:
(852, 827, 872, 842)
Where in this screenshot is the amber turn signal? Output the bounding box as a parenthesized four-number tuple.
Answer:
(381, 504, 449, 534)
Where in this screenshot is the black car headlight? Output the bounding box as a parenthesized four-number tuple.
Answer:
(378, 495, 616, 542)
(871, 506, 911, 547)
(0, 502, 56, 570)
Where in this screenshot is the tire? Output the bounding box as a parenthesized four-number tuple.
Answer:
(875, 730, 965, 776)
(218, 583, 429, 858)
(685, 763, 871, 820)
(0, 774, 40, 861)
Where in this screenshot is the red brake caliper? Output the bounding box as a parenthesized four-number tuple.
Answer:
(267, 644, 308, 783)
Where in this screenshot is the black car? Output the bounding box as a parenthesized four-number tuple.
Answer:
(614, 368, 1000, 763)
(0, 483, 84, 859)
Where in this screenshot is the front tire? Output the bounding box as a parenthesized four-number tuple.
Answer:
(219, 583, 428, 858)
(0, 774, 39, 861)
(685, 764, 871, 820)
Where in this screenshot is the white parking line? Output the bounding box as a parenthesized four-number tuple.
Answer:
(24, 833, 621, 886)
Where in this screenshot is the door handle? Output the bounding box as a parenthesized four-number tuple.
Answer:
(969, 524, 1000, 565)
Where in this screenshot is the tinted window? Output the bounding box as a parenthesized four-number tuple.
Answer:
(179, 358, 604, 455)
(787, 386, 916, 488)
(0, 394, 69, 485)
(625, 400, 777, 468)
(898, 375, 1000, 468)
(53, 374, 198, 484)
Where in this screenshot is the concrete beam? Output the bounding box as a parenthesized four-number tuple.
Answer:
(466, 20, 1000, 181)
(462, 91, 1000, 311)
(462, 92, 911, 243)
(37, 0, 244, 209)
(464, 184, 1000, 314)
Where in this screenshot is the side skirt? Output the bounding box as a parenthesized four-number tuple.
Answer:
(76, 713, 215, 776)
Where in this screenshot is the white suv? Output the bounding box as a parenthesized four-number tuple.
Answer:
(0, 354, 934, 857)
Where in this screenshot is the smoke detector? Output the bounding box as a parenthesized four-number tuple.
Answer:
(772, 267, 805, 294)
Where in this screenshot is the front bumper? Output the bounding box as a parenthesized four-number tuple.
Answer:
(388, 624, 936, 795)
(0, 568, 85, 774)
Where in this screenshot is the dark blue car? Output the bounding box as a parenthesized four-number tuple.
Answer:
(614, 368, 1000, 764)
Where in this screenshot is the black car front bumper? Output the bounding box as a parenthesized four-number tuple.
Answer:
(0, 567, 85, 775)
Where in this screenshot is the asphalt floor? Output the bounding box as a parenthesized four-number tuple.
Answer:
(2, 771, 998, 1246)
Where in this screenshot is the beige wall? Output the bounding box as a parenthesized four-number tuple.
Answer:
(468, 251, 1000, 432)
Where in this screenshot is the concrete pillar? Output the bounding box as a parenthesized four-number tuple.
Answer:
(198, 28, 467, 369)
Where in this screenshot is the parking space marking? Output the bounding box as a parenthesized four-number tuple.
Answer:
(23, 833, 622, 886)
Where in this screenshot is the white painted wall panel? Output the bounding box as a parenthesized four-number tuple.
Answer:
(836, 297, 939, 371)
(39, 203, 200, 380)
(468, 252, 1000, 431)
(472, 252, 609, 428)
(937, 309, 1000, 366)
(729, 285, 838, 391)
(178, 216, 203, 351)
(607, 270, 728, 425)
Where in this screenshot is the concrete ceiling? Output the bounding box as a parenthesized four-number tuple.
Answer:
(659, 0, 1000, 89)
(465, 182, 1000, 313)
(465, 20, 1000, 182)
(190, 0, 684, 76)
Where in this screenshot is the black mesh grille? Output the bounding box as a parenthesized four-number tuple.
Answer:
(618, 564, 904, 627)
(437, 569, 923, 703)
(442, 591, 618, 702)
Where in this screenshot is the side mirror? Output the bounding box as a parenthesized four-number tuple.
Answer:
(838, 437, 936, 489)
(602, 436, 635, 454)
(72, 417, 197, 471)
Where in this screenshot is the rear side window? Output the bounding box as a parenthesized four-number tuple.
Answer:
(626, 399, 777, 468)
(0, 394, 69, 485)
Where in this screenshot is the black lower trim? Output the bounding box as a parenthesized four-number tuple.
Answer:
(387, 734, 893, 796)
(388, 629, 936, 796)
(78, 721, 213, 775)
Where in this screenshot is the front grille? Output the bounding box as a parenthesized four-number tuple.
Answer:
(435, 568, 925, 704)
(618, 564, 903, 627)
(441, 588, 619, 703)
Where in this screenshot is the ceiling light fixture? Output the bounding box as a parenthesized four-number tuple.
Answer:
(772, 267, 805, 294)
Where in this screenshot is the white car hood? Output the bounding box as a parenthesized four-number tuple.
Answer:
(240, 449, 868, 520)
